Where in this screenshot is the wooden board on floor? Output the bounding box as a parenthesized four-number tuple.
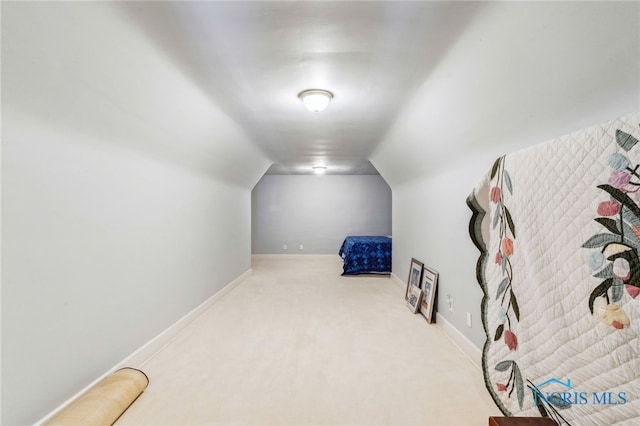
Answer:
(489, 417, 557, 426)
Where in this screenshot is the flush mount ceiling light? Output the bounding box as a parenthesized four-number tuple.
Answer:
(312, 166, 327, 174)
(298, 89, 333, 112)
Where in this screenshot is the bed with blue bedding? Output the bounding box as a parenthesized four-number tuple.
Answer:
(338, 236, 392, 275)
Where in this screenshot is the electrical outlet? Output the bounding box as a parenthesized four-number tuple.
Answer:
(446, 294, 454, 312)
(466, 312, 472, 327)
(299, 244, 304, 250)
(283, 244, 287, 250)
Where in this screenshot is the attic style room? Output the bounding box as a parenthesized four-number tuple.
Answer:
(2, 1, 639, 425)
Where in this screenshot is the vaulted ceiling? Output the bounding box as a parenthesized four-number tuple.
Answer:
(116, 1, 485, 175)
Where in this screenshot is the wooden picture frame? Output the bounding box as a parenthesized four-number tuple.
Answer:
(419, 266, 439, 323)
(405, 258, 424, 301)
(407, 285, 422, 314)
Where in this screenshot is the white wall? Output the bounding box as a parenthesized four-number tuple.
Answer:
(2, 3, 270, 424)
(252, 175, 391, 254)
(371, 1, 640, 348)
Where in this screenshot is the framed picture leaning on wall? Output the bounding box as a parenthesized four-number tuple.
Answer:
(407, 285, 422, 314)
(405, 258, 424, 301)
(419, 266, 439, 323)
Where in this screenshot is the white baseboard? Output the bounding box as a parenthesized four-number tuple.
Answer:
(434, 312, 482, 370)
(251, 254, 340, 259)
(35, 269, 252, 425)
(391, 273, 481, 370)
(130, 269, 253, 368)
(390, 272, 405, 290)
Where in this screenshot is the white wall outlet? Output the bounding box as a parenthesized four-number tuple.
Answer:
(299, 244, 303, 250)
(466, 312, 472, 327)
(446, 294, 454, 312)
(283, 244, 287, 250)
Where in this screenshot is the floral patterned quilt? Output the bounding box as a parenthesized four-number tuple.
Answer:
(467, 113, 639, 425)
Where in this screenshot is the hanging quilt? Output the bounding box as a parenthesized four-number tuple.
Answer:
(467, 113, 639, 425)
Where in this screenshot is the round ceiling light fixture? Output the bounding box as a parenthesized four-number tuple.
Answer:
(312, 166, 327, 174)
(298, 89, 333, 112)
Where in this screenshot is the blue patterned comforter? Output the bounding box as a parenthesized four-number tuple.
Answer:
(338, 236, 392, 275)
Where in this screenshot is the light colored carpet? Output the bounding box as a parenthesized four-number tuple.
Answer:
(116, 255, 500, 425)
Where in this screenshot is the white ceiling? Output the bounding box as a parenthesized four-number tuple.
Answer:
(116, 1, 485, 175)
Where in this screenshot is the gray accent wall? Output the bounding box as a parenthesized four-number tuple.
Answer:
(252, 175, 391, 254)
